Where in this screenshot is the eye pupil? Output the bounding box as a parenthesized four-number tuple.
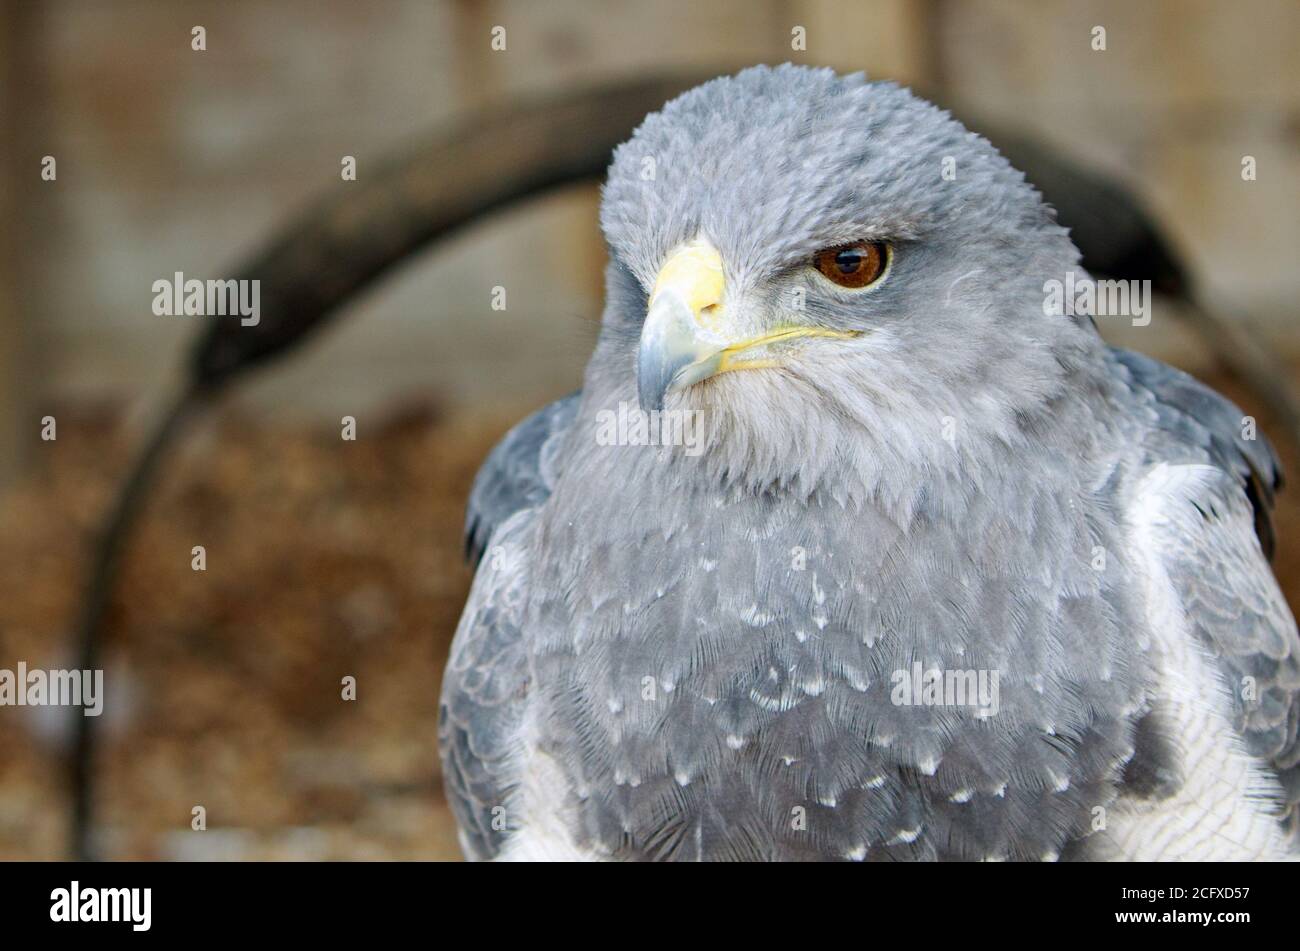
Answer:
(834, 250, 862, 274)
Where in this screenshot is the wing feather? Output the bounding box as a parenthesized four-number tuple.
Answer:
(439, 393, 580, 858)
(1117, 348, 1300, 836)
(464, 392, 580, 564)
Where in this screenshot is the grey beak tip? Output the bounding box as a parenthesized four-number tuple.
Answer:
(638, 384, 665, 414)
(637, 349, 676, 414)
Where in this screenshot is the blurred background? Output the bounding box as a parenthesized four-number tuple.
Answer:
(0, 0, 1297, 860)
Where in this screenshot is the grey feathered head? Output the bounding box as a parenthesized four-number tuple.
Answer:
(589, 65, 1103, 505)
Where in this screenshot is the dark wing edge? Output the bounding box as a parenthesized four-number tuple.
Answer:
(1116, 347, 1300, 836)
(1112, 346, 1283, 558)
(464, 392, 582, 566)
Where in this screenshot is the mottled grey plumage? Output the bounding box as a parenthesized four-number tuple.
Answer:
(439, 66, 1299, 860)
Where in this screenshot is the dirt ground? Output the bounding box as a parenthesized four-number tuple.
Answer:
(1, 367, 1298, 860)
(0, 397, 507, 860)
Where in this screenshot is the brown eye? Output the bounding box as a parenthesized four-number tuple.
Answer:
(812, 241, 889, 289)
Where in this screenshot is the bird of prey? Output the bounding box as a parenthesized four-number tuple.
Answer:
(438, 65, 1300, 861)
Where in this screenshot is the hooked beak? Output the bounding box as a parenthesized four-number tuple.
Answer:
(636, 239, 860, 412)
(637, 240, 727, 412)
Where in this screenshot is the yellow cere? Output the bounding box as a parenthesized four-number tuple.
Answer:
(650, 241, 727, 333)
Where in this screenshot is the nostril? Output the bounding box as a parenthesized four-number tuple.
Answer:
(697, 303, 723, 330)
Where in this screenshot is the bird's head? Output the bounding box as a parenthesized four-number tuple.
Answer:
(593, 65, 1101, 501)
